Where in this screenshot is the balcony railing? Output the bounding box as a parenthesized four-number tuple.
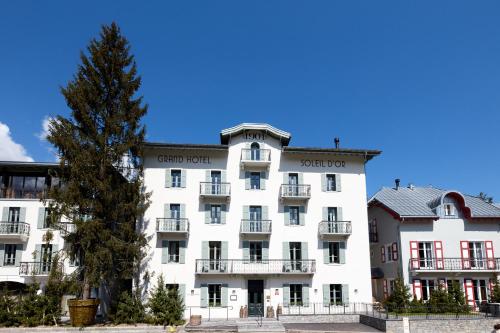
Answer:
(280, 184, 311, 199)
(409, 258, 500, 272)
(59, 222, 75, 234)
(0, 188, 48, 199)
(318, 221, 351, 236)
(156, 218, 190, 234)
(19, 261, 54, 276)
(240, 149, 271, 165)
(0, 222, 30, 238)
(240, 219, 272, 234)
(199, 182, 231, 197)
(195, 259, 316, 274)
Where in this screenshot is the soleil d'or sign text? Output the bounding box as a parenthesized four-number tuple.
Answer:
(301, 159, 346, 168)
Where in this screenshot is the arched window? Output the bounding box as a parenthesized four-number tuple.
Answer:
(250, 142, 260, 160)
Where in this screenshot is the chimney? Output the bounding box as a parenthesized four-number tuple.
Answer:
(395, 179, 400, 190)
(334, 137, 340, 149)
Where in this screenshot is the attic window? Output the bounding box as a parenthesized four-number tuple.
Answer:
(444, 204, 454, 216)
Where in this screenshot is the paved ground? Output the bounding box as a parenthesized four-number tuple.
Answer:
(284, 323, 381, 332)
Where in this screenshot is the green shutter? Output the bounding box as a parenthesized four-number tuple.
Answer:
(282, 284, 290, 306)
(337, 207, 343, 221)
(323, 284, 330, 305)
(262, 241, 269, 260)
(335, 174, 341, 192)
(282, 242, 290, 260)
(301, 242, 308, 260)
(200, 284, 208, 307)
(299, 206, 305, 226)
(321, 174, 327, 191)
(221, 241, 228, 260)
(161, 240, 169, 264)
(302, 284, 310, 307)
(164, 204, 170, 218)
(282, 172, 288, 184)
(205, 204, 211, 224)
(205, 170, 211, 182)
(298, 173, 304, 184)
(243, 241, 250, 261)
(37, 207, 46, 229)
(323, 242, 330, 264)
(221, 171, 227, 183)
(201, 241, 209, 260)
(262, 206, 268, 220)
(260, 171, 266, 190)
(243, 206, 249, 220)
(165, 169, 172, 188)
(342, 284, 349, 304)
(322, 207, 328, 221)
(15, 244, 23, 267)
(245, 172, 251, 190)
(221, 204, 227, 224)
(179, 284, 186, 304)
(179, 240, 186, 264)
(35, 244, 42, 261)
(0, 244, 4, 267)
(221, 284, 228, 307)
(19, 207, 26, 222)
(339, 241, 346, 264)
(180, 204, 186, 218)
(284, 206, 290, 226)
(51, 244, 59, 258)
(180, 169, 186, 188)
(1, 207, 8, 222)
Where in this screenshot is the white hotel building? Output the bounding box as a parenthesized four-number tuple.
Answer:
(368, 182, 500, 307)
(140, 123, 380, 318)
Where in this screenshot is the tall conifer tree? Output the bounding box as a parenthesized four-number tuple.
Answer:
(47, 22, 149, 306)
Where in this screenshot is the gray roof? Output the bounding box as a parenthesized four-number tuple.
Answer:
(369, 186, 500, 219)
(283, 146, 381, 161)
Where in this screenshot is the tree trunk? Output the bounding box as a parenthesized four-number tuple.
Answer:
(83, 275, 91, 300)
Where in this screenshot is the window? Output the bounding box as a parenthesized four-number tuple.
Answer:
(209, 241, 221, 270)
(249, 206, 262, 232)
(208, 284, 221, 307)
(327, 207, 337, 222)
(249, 242, 262, 262)
(8, 207, 20, 222)
(210, 171, 222, 194)
(43, 208, 55, 228)
(289, 206, 300, 226)
(328, 242, 340, 264)
(210, 205, 221, 224)
(421, 279, 435, 301)
(389, 280, 396, 295)
(369, 219, 378, 242)
(289, 242, 302, 271)
(171, 170, 181, 188)
(40, 244, 53, 273)
(290, 284, 303, 306)
(329, 284, 343, 305)
(326, 174, 336, 191)
(472, 280, 488, 306)
(469, 242, 485, 268)
(444, 204, 454, 216)
(4, 244, 17, 266)
(418, 242, 434, 268)
(166, 284, 179, 292)
(168, 241, 180, 263)
(250, 142, 260, 161)
(446, 279, 460, 291)
(387, 245, 393, 262)
(170, 204, 181, 219)
(250, 172, 261, 190)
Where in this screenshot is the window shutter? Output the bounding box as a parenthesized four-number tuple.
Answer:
(485, 240, 495, 269)
(262, 241, 269, 260)
(322, 207, 328, 221)
(164, 204, 170, 218)
(302, 284, 310, 307)
(342, 284, 349, 304)
(200, 284, 208, 307)
(337, 207, 343, 221)
(412, 279, 422, 300)
(220, 204, 227, 224)
(15, 244, 23, 267)
(298, 173, 304, 185)
(221, 241, 228, 260)
(299, 206, 305, 226)
(262, 206, 268, 220)
(180, 204, 186, 219)
(381, 246, 386, 263)
(434, 241, 444, 269)
(35, 244, 42, 262)
(260, 171, 266, 190)
(180, 169, 186, 188)
(243, 206, 249, 220)
(221, 284, 228, 307)
(201, 241, 209, 260)
(19, 207, 26, 222)
(161, 240, 169, 264)
(179, 284, 186, 303)
(1, 207, 8, 222)
(0, 244, 4, 267)
(409, 241, 419, 269)
(205, 170, 211, 182)
(301, 242, 308, 260)
(339, 241, 346, 264)
(284, 206, 290, 226)
(221, 170, 227, 183)
(245, 172, 251, 190)
(282, 284, 290, 306)
(37, 207, 46, 229)
(179, 240, 186, 264)
(242, 241, 250, 261)
(323, 242, 330, 264)
(392, 242, 398, 261)
(282, 242, 290, 260)
(282, 172, 288, 184)
(335, 174, 341, 191)
(321, 174, 327, 192)
(323, 284, 330, 305)
(204, 204, 211, 224)
(51, 244, 59, 258)
(165, 169, 172, 188)
(460, 241, 470, 269)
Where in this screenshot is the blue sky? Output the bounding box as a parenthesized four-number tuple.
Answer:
(0, 1, 499, 199)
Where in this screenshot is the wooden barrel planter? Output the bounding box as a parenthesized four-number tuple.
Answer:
(189, 315, 201, 326)
(67, 298, 100, 326)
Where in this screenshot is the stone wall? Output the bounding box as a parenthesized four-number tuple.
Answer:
(359, 315, 403, 333)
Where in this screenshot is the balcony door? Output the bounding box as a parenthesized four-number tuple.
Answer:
(469, 242, 484, 268)
(418, 242, 434, 269)
(8, 207, 20, 233)
(41, 244, 53, 273)
(250, 142, 260, 161)
(288, 173, 298, 196)
(209, 241, 221, 271)
(249, 206, 262, 232)
(211, 171, 222, 194)
(327, 207, 338, 233)
(248, 280, 264, 316)
(249, 242, 262, 263)
(289, 242, 302, 271)
(170, 204, 181, 231)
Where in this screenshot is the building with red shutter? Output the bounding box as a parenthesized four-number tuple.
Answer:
(368, 181, 500, 307)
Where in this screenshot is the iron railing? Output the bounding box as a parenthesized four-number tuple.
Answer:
(240, 220, 272, 234)
(195, 259, 316, 274)
(318, 221, 351, 236)
(0, 188, 48, 199)
(19, 261, 54, 275)
(199, 182, 231, 196)
(409, 258, 500, 271)
(280, 184, 311, 199)
(186, 306, 233, 321)
(0, 222, 30, 237)
(156, 218, 190, 233)
(241, 149, 271, 162)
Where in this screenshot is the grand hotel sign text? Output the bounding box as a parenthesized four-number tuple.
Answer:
(157, 155, 211, 164)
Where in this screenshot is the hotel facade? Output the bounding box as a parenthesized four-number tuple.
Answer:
(139, 123, 380, 318)
(368, 183, 500, 307)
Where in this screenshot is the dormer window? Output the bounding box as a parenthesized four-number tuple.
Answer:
(444, 204, 454, 216)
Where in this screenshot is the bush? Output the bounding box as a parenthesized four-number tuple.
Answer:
(113, 290, 146, 324)
(383, 278, 411, 312)
(148, 275, 184, 326)
(491, 275, 500, 303)
(0, 287, 19, 327)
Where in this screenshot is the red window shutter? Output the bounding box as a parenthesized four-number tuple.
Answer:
(463, 279, 475, 307)
(434, 241, 444, 269)
(392, 242, 398, 261)
(485, 241, 495, 269)
(410, 241, 419, 269)
(383, 279, 388, 299)
(381, 246, 386, 263)
(412, 279, 422, 300)
(460, 241, 470, 269)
